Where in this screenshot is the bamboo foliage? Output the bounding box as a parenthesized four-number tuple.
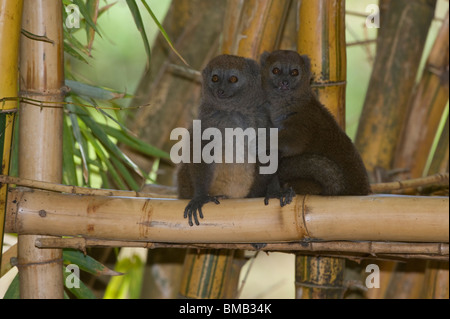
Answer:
(0, 0, 23, 272)
(18, 0, 65, 299)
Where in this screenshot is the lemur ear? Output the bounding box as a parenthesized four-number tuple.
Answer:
(201, 64, 211, 81)
(300, 54, 311, 72)
(245, 58, 261, 77)
(259, 51, 270, 67)
(300, 54, 312, 82)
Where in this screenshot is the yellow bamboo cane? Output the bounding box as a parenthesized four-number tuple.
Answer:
(296, 0, 347, 299)
(0, 0, 23, 273)
(355, 0, 438, 299)
(18, 0, 65, 298)
(394, 11, 449, 180)
(6, 190, 447, 249)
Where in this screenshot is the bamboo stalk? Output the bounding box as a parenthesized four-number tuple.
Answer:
(364, 259, 397, 299)
(388, 4, 448, 300)
(296, 0, 348, 299)
(370, 173, 449, 193)
(384, 262, 427, 298)
(427, 115, 449, 176)
(1, 243, 18, 278)
(298, 0, 347, 128)
(0, 175, 177, 198)
(355, 0, 438, 299)
(355, 0, 437, 174)
(4, 173, 449, 198)
(421, 261, 449, 298)
(296, 255, 346, 299)
(33, 237, 449, 261)
(0, 0, 23, 273)
(278, 0, 298, 51)
(5, 188, 448, 243)
(18, 0, 65, 299)
(179, 249, 235, 299)
(221, 0, 291, 56)
(394, 11, 449, 179)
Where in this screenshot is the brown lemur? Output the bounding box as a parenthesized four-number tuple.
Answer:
(259, 50, 371, 195)
(177, 54, 294, 226)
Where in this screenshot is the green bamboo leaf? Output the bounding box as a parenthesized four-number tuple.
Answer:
(140, 0, 189, 66)
(63, 249, 122, 277)
(98, 2, 118, 17)
(80, 125, 128, 190)
(67, 104, 90, 184)
(73, 0, 102, 36)
(85, 0, 100, 52)
(64, 27, 91, 54)
(65, 80, 131, 100)
(77, 107, 144, 178)
(104, 254, 144, 299)
(64, 42, 89, 64)
(99, 123, 170, 159)
(3, 273, 19, 299)
(97, 160, 112, 189)
(126, 0, 151, 68)
(110, 156, 141, 191)
(88, 98, 132, 135)
(62, 269, 97, 299)
(63, 116, 79, 186)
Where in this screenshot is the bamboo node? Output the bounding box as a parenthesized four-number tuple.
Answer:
(299, 195, 311, 239)
(16, 257, 63, 269)
(295, 280, 346, 290)
(0, 108, 18, 114)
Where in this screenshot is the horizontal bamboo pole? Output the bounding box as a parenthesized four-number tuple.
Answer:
(0, 175, 177, 198)
(32, 237, 449, 261)
(370, 173, 449, 193)
(2, 173, 448, 198)
(5, 187, 448, 243)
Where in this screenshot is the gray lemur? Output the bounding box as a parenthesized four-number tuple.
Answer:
(177, 54, 293, 226)
(260, 50, 371, 196)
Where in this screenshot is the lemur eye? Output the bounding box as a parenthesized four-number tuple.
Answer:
(229, 76, 238, 83)
(272, 68, 280, 75)
(212, 75, 219, 82)
(290, 69, 299, 76)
